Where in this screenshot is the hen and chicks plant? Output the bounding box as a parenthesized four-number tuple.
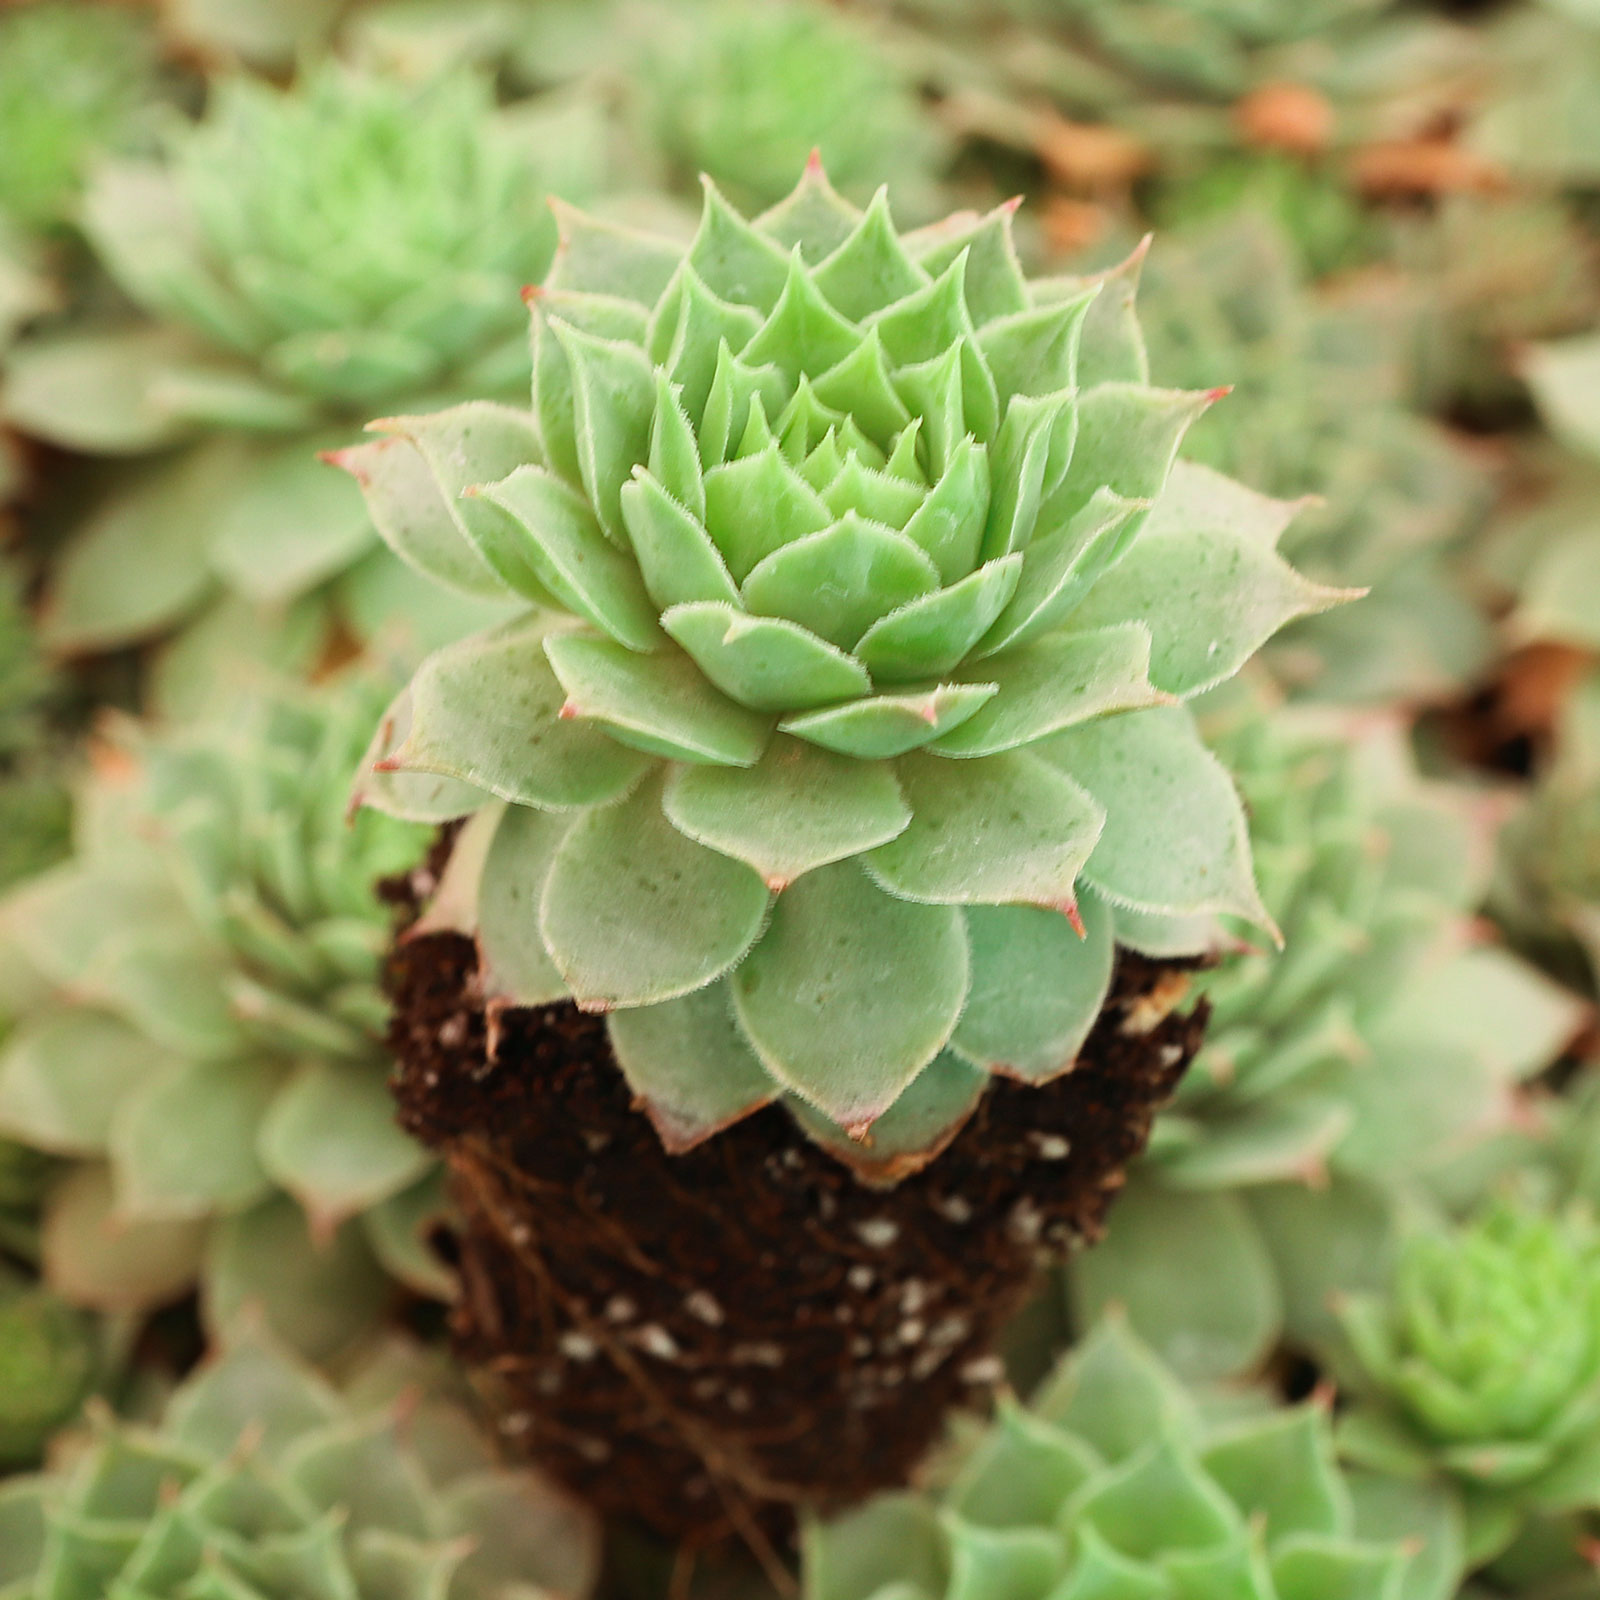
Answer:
(343, 160, 1349, 1166)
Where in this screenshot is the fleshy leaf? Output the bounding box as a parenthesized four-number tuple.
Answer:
(546, 200, 682, 305)
(540, 778, 769, 1009)
(1049, 384, 1214, 527)
(702, 440, 832, 581)
(742, 515, 939, 651)
(662, 603, 871, 712)
(1068, 522, 1357, 699)
(606, 983, 777, 1151)
(900, 437, 992, 584)
(352, 687, 494, 824)
(328, 432, 512, 600)
(977, 289, 1097, 409)
(812, 190, 929, 323)
(1046, 707, 1271, 929)
(549, 319, 655, 546)
(980, 391, 1071, 563)
(912, 204, 1030, 326)
(649, 265, 763, 421)
(664, 737, 911, 889)
(855, 558, 1023, 682)
(952, 890, 1114, 1080)
(867, 750, 1104, 907)
(977, 489, 1147, 656)
(475, 802, 573, 1007)
(647, 374, 706, 519)
(477, 464, 661, 650)
(619, 470, 741, 612)
(741, 251, 862, 381)
(388, 618, 652, 809)
(935, 624, 1168, 758)
(783, 684, 998, 758)
(686, 178, 792, 312)
(544, 631, 772, 766)
(787, 1050, 988, 1181)
(730, 861, 969, 1128)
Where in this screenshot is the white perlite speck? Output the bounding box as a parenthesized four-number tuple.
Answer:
(558, 1331, 599, 1361)
(854, 1217, 900, 1249)
(683, 1289, 724, 1325)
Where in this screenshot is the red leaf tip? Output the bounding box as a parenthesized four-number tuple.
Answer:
(520, 282, 544, 306)
(557, 699, 581, 721)
(1001, 194, 1024, 215)
(806, 146, 825, 176)
(1204, 385, 1234, 404)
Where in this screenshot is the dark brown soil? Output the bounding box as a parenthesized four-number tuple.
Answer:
(387, 930, 1206, 1553)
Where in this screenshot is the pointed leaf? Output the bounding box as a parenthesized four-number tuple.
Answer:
(1201, 1407, 1347, 1541)
(731, 861, 968, 1127)
(702, 443, 832, 582)
(912, 205, 1029, 325)
(856, 557, 1022, 682)
(1144, 459, 1305, 551)
(741, 253, 862, 380)
(936, 624, 1167, 758)
(757, 155, 863, 257)
(869, 251, 974, 369)
(606, 982, 777, 1152)
(370, 404, 551, 605)
(662, 602, 871, 712)
(699, 340, 793, 466)
(1069, 523, 1357, 698)
(784, 683, 997, 758)
(982, 392, 1072, 562)
(664, 736, 910, 889)
(1051, 384, 1215, 527)
(812, 329, 912, 447)
(648, 373, 706, 518)
(978, 289, 1097, 409)
(620, 469, 741, 611)
(541, 777, 769, 1008)
(1045, 707, 1270, 928)
(787, 1048, 987, 1181)
(352, 688, 495, 825)
(550, 319, 655, 545)
(687, 179, 792, 311)
(1053, 238, 1150, 388)
(650, 265, 764, 422)
(952, 890, 1114, 1080)
(544, 631, 772, 765)
(329, 433, 511, 600)
(812, 190, 929, 322)
(900, 437, 992, 584)
(743, 515, 939, 651)
(477, 464, 660, 649)
(943, 1519, 1063, 1600)
(393, 618, 653, 808)
(477, 802, 574, 1007)
(866, 750, 1103, 906)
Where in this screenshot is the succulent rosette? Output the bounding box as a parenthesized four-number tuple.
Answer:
(0, 1273, 96, 1471)
(1339, 1198, 1600, 1578)
(2, 61, 602, 668)
(629, 0, 947, 216)
(0, 1319, 599, 1600)
(1071, 689, 1584, 1378)
(341, 163, 1350, 1165)
(1140, 215, 1492, 704)
(0, 676, 446, 1355)
(806, 1313, 1463, 1600)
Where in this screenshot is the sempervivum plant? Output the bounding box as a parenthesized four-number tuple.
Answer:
(0, 1319, 599, 1600)
(341, 163, 1348, 1536)
(627, 0, 947, 216)
(1139, 214, 1492, 704)
(1339, 1198, 1600, 1583)
(806, 1313, 1464, 1600)
(0, 676, 447, 1359)
(2, 61, 597, 672)
(1070, 686, 1583, 1380)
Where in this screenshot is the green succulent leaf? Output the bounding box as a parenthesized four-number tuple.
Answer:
(866, 751, 1104, 908)
(541, 777, 770, 1009)
(476, 802, 574, 1007)
(664, 737, 911, 889)
(782, 683, 998, 758)
(952, 890, 1115, 1081)
(731, 861, 969, 1128)
(662, 602, 872, 712)
(606, 982, 777, 1151)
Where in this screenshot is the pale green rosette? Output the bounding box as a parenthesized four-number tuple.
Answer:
(342, 163, 1350, 1172)
(807, 1314, 1464, 1600)
(0, 1320, 599, 1600)
(1340, 1199, 1600, 1585)
(1072, 690, 1583, 1380)
(0, 678, 447, 1356)
(2, 62, 602, 673)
